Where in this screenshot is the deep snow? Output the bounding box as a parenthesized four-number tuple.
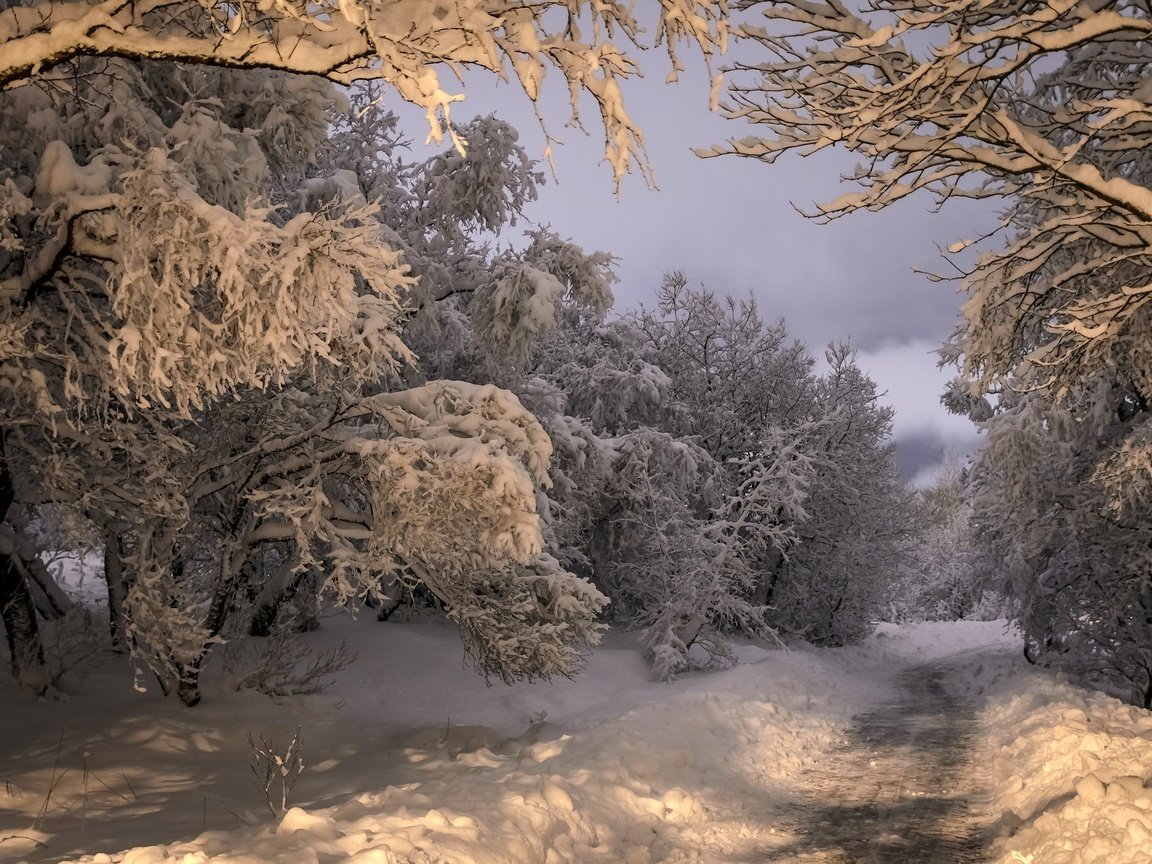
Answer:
(1, 591, 1151, 863)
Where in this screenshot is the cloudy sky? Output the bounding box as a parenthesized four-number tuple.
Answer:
(393, 50, 988, 484)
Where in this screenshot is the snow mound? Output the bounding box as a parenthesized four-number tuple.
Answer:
(980, 665, 1152, 864)
(51, 659, 852, 863)
(864, 619, 1021, 663)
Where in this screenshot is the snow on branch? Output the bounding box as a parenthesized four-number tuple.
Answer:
(717, 0, 1152, 420)
(472, 229, 617, 364)
(109, 149, 414, 414)
(715, 0, 1152, 219)
(0, 0, 730, 186)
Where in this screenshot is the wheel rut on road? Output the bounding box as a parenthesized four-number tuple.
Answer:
(749, 660, 991, 863)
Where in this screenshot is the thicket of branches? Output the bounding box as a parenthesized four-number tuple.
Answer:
(21, 0, 1110, 702)
(0, 0, 729, 699)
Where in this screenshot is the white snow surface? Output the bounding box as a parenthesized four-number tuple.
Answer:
(2, 607, 1150, 863)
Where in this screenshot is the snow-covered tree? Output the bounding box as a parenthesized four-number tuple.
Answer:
(969, 379, 1152, 708)
(1, 58, 412, 690)
(522, 277, 912, 673)
(712, 0, 1152, 495)
(628, 280, 911, 645)
(763, 345, 915, 645)
(526, 310, 775, 677)
(2, 4, 685, 693)
(636, 272, 815, 461)
(714, 0, 1152, 687)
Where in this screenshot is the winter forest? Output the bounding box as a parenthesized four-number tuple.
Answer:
(2, 2, 1152, 863)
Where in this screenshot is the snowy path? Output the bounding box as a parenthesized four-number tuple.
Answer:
(9, 620, 1152, 864)
(750, 659, 990, 863)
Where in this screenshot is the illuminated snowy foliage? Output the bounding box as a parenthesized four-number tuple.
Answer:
(0, 0, 729, 187)
(1, 0, 706, 693)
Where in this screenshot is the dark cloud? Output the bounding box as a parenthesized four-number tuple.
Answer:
(893, 432, 951, 483)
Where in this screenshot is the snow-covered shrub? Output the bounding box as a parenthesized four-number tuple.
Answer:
(970, 381, 1152, 708)
(248, 726, 305, 818)
(591, 429, 769, 679)
(225, 627, 356, 699)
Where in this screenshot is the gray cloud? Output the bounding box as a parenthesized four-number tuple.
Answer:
(893, 432, 954, 485)
(387, 64, 995, 482)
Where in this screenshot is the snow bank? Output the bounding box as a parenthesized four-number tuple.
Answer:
(2, 616, 859, 864)
(864, 619, 1021, 664)
(8, 616, 1150, 864)
(975, 657, 1152, 864)
(872, 620, 1152, 864)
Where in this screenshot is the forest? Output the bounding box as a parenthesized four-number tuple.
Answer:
(1, 0, 1150, 717)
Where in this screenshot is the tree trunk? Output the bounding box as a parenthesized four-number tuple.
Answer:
(103, 533, 130, 652)
(0, 553, 47, 690)
(23, 557, 73, 620)
(376, 579, 405, 622)
(0, 429, 48, 690)
(177, 541, 246, 706)
(176, 656, 203, 707)
(251, 566, 322, 635)
(762, 560, 783, 608)
(249, 557, 294, 637)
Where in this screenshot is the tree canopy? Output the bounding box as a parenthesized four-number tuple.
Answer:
(5, 0, 728, 696)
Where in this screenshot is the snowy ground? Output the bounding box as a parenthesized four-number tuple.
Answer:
(1, 594, 1151, 863)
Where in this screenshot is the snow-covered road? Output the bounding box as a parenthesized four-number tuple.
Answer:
(752, 659, 989, 862)
(3, 618, 1151, 864)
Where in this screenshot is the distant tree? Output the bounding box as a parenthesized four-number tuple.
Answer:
(888, 458, 997, 624)
(528, 308, 781, 677)
(636, 272, 815, 461)
(522, 276, 911, 673)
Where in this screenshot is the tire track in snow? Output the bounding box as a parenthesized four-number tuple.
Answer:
(748, 660, 991, 863)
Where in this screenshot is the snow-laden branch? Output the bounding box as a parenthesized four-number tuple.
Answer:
(717, 0, 1152, 407)
(1, 0, 729, 185)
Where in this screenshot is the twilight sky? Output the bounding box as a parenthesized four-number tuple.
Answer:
(392, 53, 987, 483)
